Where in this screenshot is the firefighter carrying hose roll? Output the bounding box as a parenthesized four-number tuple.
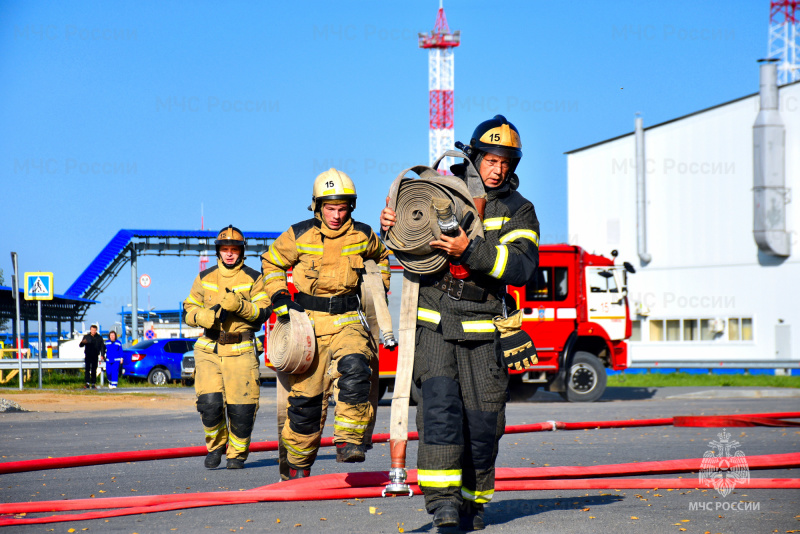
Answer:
(263, 169, 391, 479)
(183, 225, 272, 470)
(380, 115, 540, 530)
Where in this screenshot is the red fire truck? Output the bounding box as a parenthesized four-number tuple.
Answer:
(266, 245, 634, 403)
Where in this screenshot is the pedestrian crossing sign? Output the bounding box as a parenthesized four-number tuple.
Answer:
(24, 272, 53, 301)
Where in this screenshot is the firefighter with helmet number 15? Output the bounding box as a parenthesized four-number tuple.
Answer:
(183, 225, 272, 470)
(381, 115, 540, 530)
(262, 168, 390, 480)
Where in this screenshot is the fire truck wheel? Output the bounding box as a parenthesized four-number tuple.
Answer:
(562, 352, 606, 403)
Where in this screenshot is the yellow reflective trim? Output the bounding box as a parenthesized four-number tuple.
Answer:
(333, 314, 361, 326)
(231, 283, 252, 292)
(334, 415, 370, 425)
(461, 487, 494, 503)
(281, 437, 316, 456)
(334, 422, 368, 433)
(251, 292, 268, 303)
(228, 434, 249, 451)
(417, 308, 441, 324)
(274, 304, 288, 316)
(263, 271, 286, 283)
(483, 217, 510, 231)
(231, 341, 254, 352)
(379, 264, 391, 273)
(269, 246, 287, 267)
(489, 245, 508, 279)
(246, 302, 259, 321)
(201, 282, 218, 292)
(297, 243, 324, 255)
(417, 469, 462, 487)
(462, 320, 496, 333)
(341, 241, 368, 255)
(204, 421, 225, 438)
(186, 295, 202, 306)
(195, 338, 216, 351)
(500, 229, 540, 247)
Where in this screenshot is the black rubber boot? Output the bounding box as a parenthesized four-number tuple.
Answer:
(460, 502, 486, 531)
(204, 447, 224, 469)
(226, 458, 244, 470)
(433, 502, 459, 528)
(335, 442, 365, 463)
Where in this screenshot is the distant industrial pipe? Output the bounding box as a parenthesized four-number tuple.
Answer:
(635, 116, 651, 264)
(753, 59, 791, 257)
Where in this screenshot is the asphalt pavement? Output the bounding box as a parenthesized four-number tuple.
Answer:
(1, 384, 799, 533)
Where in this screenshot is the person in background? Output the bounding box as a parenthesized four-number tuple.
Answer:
(105, 330, 124, 389)
(79, 324, 106, 389)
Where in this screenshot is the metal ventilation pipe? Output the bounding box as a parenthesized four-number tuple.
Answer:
(635, 116, 651, 264)
(753, 59, 791, 257)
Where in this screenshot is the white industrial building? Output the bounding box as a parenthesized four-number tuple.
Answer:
(566, 61, 799, 367)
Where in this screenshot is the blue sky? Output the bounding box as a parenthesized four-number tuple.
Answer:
(0, 0, 769, 331)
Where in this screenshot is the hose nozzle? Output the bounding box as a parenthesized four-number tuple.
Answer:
(382, 467, 413, 497)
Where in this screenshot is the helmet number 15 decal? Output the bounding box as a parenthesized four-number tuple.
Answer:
(489, 133, 501, 142)
(325, 180, 335, 188)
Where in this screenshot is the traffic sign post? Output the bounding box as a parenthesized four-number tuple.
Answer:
(24, 272, 53, 390)
(10, 253, 22, 391)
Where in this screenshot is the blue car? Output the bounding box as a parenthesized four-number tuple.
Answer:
(122, 338, 197, 385)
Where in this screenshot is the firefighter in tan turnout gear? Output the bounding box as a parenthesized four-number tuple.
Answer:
(381, 115, 540, 530)
(183, 226, 272, 470)
(262, 169, 390, 479)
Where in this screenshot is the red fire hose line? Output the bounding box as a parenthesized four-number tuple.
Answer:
(2, 411, 797, 476)
(1, 452, 798, 527)
(0, 413, 798, 526)
(3, 478, 800, 527)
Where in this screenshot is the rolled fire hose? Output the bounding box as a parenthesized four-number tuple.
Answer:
(384, 164, 483, 275)
(382, 163, 484, 496)
(267, 308, 315, 375)
(363, 259, 396, 349)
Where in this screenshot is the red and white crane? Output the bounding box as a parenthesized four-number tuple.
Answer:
(419, 1, 460, 173)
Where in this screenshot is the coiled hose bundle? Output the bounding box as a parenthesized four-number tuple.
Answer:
(383, 164, 483, 274)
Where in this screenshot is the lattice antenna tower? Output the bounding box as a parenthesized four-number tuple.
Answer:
(769, 0, 800, 84)
(419, 1, 460, 173)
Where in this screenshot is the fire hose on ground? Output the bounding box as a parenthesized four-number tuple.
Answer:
(0, 411, 798, 526)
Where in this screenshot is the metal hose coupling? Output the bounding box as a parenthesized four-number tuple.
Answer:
(382, 332, 398, 350)
(432, 197, 459, 237)
(382, 467, 413, 497)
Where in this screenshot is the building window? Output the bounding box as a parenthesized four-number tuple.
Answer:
(666, 320, 680, 341)
(742, 318, 753, 340)
(631, 320, 642, 341)
(649, 319, 664, 341)
(728, 317, 754, 341)
(728, 318, 739, 341)
(684, 319, 698, 341)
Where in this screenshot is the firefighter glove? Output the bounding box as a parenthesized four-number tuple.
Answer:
(494, 310, 538, 371)
(195, 307, 216, 329)
(271, 290, 304, 317)
(210, 303, 228, 323)
(221, 288, 243, 313)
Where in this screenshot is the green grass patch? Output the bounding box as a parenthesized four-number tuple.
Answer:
(7, 369, 186, 390)
(608, 371, 800, 388)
